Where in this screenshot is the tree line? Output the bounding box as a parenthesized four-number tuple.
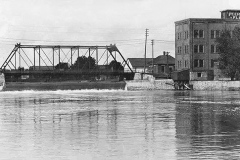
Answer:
(55, 55, 124, 72)
(216, 26, 240, 80)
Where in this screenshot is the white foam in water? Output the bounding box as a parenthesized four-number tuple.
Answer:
(180, 100, 240, 105)
(0, 89, 127, 95)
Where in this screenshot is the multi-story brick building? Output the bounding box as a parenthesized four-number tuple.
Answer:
(175, 10, 240, 80)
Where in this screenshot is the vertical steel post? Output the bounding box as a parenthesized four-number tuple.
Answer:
(167, 52, 169, 75)
(144, 29, 149, 74)
(96, 46, 98, 66)
(78, 47, 79, 71)
(71, 48, 73, 66)
(34, 48, 35, 70)
(39, 46, 40, 70)
(151, 39, 154, 73)
(15, 49, 17, 70)
(59, 47, 61, 64)
(53, 48, 54, 69)
(19, 47, 21, 68)
(89, 48, 90, 70)
(107, 50, 108, 65)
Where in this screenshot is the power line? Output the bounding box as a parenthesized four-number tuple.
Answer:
(151, 39, 154, 73)
(155, 39, 174, 42)
(0, 36, 144, 43)
(144, 28, 149, 74)
(0, 36, 175, 47)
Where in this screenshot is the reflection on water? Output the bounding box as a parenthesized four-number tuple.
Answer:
(175, 91, 240, 159)
(0, 90, 240, 159)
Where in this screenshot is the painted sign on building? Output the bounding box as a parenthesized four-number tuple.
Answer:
(221, 10, 240, 20)
(228, 12, 240, 19)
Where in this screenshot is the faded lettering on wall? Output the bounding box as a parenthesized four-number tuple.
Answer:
(228, 12, 240, 19)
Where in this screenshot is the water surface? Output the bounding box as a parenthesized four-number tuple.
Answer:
(0, 90, 240, 159)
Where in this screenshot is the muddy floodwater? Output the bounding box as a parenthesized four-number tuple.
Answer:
(0, 90, 240, 160)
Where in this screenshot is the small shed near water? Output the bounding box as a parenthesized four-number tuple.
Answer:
(171, 69, 189, 81)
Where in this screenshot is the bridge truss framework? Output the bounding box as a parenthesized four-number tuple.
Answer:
(0, 43, 134, 81)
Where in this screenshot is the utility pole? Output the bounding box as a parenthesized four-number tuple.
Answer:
(144, 29, 149, 74)
(151, 39, 154, 74)
(164, 51, 170, 76)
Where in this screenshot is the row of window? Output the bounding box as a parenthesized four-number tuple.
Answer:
(211, 30, 220, 39)
(177, 45, 189, 54)
(194, 59, 204, 67)
(177, 59, 217, 69)
(211, 45, 220, 53)
(177, 44, 219, 54)
(194, 59, 217, 68)
(194, 44, 220, 53)
(177, 60, 189, 69)
(177, 31, 189, 40)
(176, 29, 228, 40)
(194, 45, 204, 53)
(194, 30, 221, 39)
(194, 30, 204, 38)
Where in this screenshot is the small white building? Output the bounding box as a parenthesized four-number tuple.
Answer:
(125, 58, 152, 73)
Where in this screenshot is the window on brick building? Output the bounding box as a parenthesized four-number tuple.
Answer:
(178, 61, 181, 69)
(199, 30, 204, 38)
(184, 31, 189, 39)
(194, 60, 198, 67)
(211, 45, 219, 53)
(184, 60, 188, 68)
(197, 72, 202, 77)
(161, 66, 165, 72)
(199, 59, 204, 67)
(194, 30, 199, 38)
(216, 30, 220, 38)
(194, 30, 204, 38)
(194, 45, 204, 53)
(194, 45, 198, 53)
(184, 45, 189, 54)
(211, 30, 220, 39)
(211, 45, 215, 53)
(211, 30, 214, 39)
(199, 45, 204, 53)
(194, 59, 204, 67)
(177, 46, 182, 54)
(177, 33, 180, 40)
(211, 59, 216, 68)
(216, 45, 220, 53)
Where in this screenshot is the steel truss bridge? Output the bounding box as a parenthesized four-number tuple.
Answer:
(0, 43, 134, 81)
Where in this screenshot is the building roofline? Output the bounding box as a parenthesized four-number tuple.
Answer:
(175, 18, 240, 25)
(220, 9, 240, 12)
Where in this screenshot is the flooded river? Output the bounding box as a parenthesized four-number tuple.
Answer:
(0, 90, 240, 160)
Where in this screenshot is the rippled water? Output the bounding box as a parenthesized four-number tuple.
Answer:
(0, 90, 240, 160)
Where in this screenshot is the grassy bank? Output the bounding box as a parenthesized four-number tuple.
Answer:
(4, 81, 126, 91)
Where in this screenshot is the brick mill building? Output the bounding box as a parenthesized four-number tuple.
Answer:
(175, 10, 240, 80)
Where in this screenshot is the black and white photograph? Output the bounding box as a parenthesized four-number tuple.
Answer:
(0, 0, 240, 159)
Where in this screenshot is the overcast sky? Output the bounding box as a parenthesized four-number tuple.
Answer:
(0, 0, 240, 65)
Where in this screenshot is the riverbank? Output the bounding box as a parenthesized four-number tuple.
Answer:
(4, 81, 126, 91)
(190, 80, 240, 91)
(125, 79, 175, 90)
(4, 75, 240, 91)
(125, 78, 240, 91)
